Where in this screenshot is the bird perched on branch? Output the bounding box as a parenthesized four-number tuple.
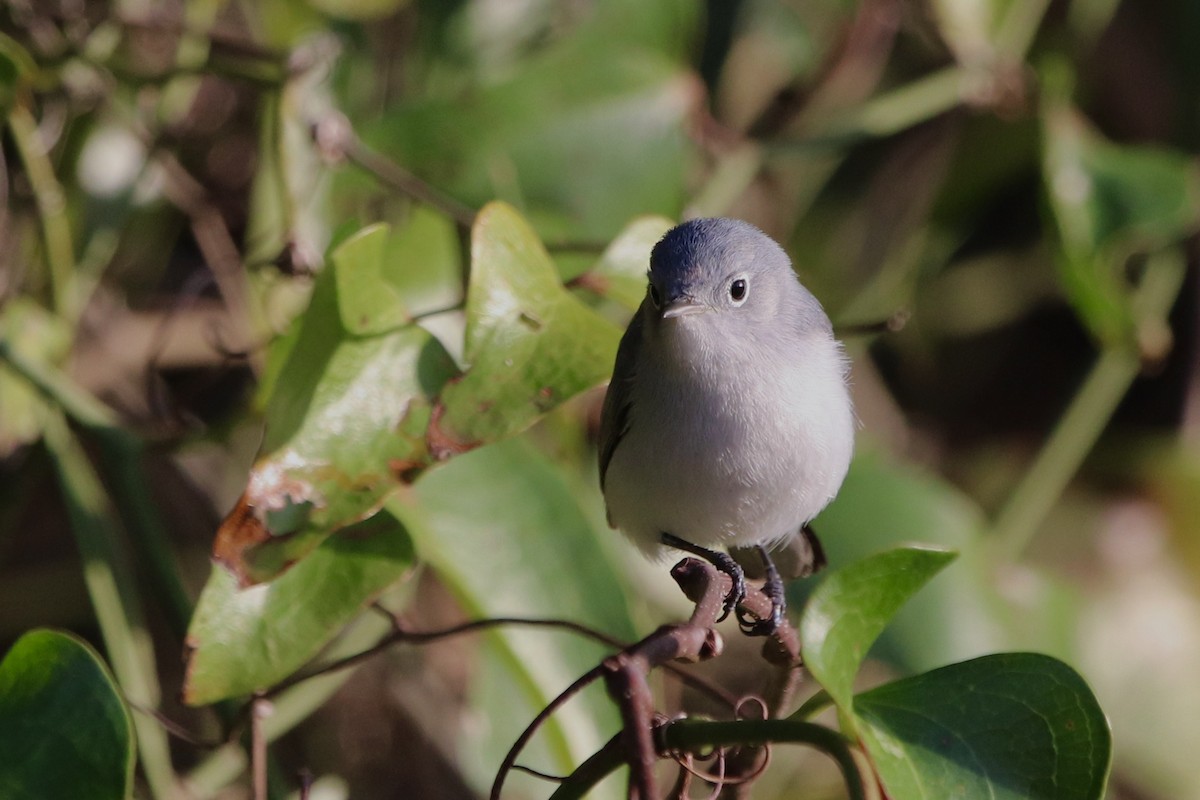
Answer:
(599, 218, 855, 634)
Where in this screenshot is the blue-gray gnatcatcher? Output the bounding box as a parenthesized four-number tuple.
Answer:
(599, 218, 855, 634)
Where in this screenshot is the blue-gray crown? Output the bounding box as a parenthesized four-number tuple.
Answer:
(649, 218, 769, 284)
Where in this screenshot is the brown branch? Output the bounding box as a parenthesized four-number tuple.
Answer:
(155, 151, 260, 375)
(311, 112, 478, 230)
(599, 559, 731, 799)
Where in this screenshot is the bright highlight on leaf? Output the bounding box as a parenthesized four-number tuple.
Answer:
(0, 629, 134, 800)
(800, 546, 957, 713)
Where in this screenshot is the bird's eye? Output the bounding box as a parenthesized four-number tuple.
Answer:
(729, 277, 748, 304)
(649, 284, 662, 308)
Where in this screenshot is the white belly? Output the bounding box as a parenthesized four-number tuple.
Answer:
(604, 342, 853, 556)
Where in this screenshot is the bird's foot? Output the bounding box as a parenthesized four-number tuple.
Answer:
(735, 545, 786, 637)
(660, 533, 746, 622)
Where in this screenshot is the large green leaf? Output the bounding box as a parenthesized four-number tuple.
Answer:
(799, 546, 957, 714)
(184, 509, 415, 705)
(432, 202, 621, 454)
(332, 209, 462, 336)
(407, 437, 635, 791)
(855, 652, 1112, 800)
(0, 629, 134, 800)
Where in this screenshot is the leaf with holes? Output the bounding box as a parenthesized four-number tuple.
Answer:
(185, 508, 415, 704)
(212, 239, 459, 585)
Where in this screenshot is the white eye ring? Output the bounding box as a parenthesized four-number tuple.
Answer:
(729, 276, 749, 305)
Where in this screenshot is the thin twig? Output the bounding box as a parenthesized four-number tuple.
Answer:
(490, 665, 609, 800)
(251, 696, 270, 800)
(156, 151, 260, 375)
(312, 112, 478, 230)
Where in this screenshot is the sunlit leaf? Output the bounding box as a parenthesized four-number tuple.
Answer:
(185, 509, 415, 705)
(799, 546, 957, 715)
(383, 205, 463, 318)
(856, 652, 1112, 800)
(431, 202, 621, 455)
(332, 223, 407, 335)
(570, 215, 673, 311)
(0, 630, 134, 800)
(332, 210, 462, 336)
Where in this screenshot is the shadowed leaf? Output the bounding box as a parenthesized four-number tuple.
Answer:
(856, 652, 1112, 800)
(0, 630, 134, 800)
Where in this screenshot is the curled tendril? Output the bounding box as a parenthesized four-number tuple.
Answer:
(734, 694, 769, 722)
(664, 742, 772, 792)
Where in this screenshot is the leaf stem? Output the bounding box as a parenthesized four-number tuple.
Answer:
(549, 719, 870, 800)
(41, 410, 179, 800)
(0, 337, 195, 638)
(990, 248, 1187, 560)
(7, 104, 76, 316)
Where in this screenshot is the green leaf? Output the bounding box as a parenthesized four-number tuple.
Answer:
(571, 215, 673, 311)
(184, 508, 415, 705)
(332, 223, 408, 335)
(0, 629, 134, 800)
(383, 206, 463, 318)
(332, 210, 462, 336)
(813, 449, 1000, 672)
(1042, 95, 1200, 345)
(800, 546, 957, 714)
(855, 652, 1112, 800)
(213, 256, 459, 583)
(431, 203, 621, 454)
(407, 437, 635, 789)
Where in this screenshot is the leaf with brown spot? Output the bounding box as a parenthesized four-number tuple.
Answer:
(210, 234, 459, 584)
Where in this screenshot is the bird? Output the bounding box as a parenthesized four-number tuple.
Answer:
(598, 217, 855, 634)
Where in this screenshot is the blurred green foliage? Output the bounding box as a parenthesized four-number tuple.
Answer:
(1, 1, 1198, 798)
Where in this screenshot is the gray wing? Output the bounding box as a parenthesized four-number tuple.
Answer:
(598, 304, 646, 493)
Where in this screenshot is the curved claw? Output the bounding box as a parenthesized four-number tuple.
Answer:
(736, 544, 788, 637)
(716, 570, 746, 623)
